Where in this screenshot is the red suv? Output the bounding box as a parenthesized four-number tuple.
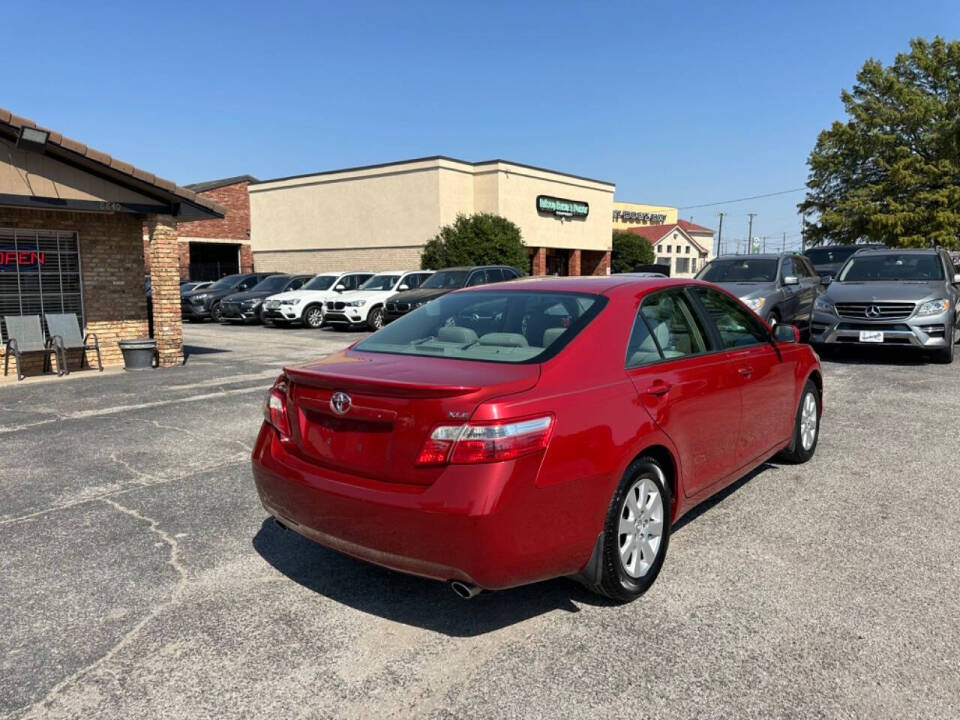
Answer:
(252, 277, 822, 601)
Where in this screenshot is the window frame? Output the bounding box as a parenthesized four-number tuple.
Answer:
(687, 285, 772, 351)
(624, 288, 713, 369)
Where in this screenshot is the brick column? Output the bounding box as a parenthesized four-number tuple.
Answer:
(568, 249, 582, 276)
(530, 247, 546, 276)
(146, 215, 184, 367)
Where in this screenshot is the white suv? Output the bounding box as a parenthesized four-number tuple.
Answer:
(323, 270, 433, 330)
(262, 271, 373, 328)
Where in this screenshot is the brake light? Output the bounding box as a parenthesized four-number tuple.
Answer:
(415, 415, 554, 466)
(263, 378, 291, 439)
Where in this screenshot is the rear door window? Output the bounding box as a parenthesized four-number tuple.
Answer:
(465, 271, 487, 287)
(627, 290, 708, 367)
(692, 287, 768, 348)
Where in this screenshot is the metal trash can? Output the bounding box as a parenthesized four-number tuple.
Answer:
(118, 338, 157, 370)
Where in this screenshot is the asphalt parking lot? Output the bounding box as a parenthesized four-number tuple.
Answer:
(2, 323, 959, 720)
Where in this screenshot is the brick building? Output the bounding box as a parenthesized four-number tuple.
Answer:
(143, 175, 256, 281)
(0, 107, 223, 378)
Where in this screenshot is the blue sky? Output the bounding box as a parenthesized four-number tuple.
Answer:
(5, 1, 958, 250)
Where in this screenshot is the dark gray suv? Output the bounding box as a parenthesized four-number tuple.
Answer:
(695, 253, 822, 330)
(810, 248, 960, 363)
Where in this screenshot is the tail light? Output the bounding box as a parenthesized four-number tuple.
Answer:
(416, 415, 554, 466)
(263, 377, 291, 439)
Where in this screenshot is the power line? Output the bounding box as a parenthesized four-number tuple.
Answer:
(678, 187, 806, 211)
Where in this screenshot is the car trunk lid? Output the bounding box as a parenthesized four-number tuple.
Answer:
(283, 351, 539, 484)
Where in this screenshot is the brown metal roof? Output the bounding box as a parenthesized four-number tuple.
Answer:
(0, 106, 225, 219)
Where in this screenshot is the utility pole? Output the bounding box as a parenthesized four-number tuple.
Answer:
(747, 213, 757, 254)
(782, 232, 786, 253)
(717, 212, 725, 256)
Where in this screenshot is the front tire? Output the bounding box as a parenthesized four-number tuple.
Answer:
(596, 457, 671, 602)
(366, 306, 384, 331)
(777, 380, 820, 463)
(210, 302, 223, 323)
(932, 317, 955, 364)
(303, 305, 324, 329)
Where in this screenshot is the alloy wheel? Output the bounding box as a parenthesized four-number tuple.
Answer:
(210, 303, 222, 322)
(617, 477, 664, 579)
(800, 390, 818, 451)
(305, 307, 324, 328)
(368, 308, 383, 330)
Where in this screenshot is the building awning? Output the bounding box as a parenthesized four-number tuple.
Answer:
(0, 107, 225, 220)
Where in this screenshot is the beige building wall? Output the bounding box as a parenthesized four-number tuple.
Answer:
(652, 228, 708, 278)
(249, 157, 615, 272)
(612, 200, 678, 230)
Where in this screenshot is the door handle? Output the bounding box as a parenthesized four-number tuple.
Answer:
(738, 366, 753, 378)
(643, 380, 672, 397)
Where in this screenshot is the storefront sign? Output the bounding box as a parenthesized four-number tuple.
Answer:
(612, 210, 668, 224)
(537, 195, 589, 219)
(0, 248, 46, 271)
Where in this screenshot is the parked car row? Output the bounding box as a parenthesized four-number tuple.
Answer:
(694, 246, 960, 363)
(178, 264, 524, 331)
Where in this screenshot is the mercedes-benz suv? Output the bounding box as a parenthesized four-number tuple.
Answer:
(810, 248, 960, 363)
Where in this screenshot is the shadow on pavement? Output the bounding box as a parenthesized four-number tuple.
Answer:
(673, 462, 775, 532)
(252, 518, 594, 636)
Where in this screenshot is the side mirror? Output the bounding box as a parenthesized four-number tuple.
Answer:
(953, 273, 960, 284)
(398, 284, 409, 291)
(782, 275, 799, 286)
(821, 275, 833, 285)
(335, 284, 346, 292)
(773, 324, 800, 343)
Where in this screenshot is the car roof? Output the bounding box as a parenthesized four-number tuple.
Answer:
(806, 243, 885, 250)
(436, 265, 514, 271)
(464, 275, 706, 295)
(711, 253, 788, 260)
(852, 247, 938, 254)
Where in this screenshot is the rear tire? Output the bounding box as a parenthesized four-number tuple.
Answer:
(595, 457, 671, 602)
(776, 380, 820, 464)
(303, 305, 324, 329)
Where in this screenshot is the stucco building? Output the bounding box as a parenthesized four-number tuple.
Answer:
(249, 157, 616, 276)
(0, 107, 222, 376)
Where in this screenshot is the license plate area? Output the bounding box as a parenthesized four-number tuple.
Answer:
(299, 409, 394, 475)
(859, 330, 884, 343)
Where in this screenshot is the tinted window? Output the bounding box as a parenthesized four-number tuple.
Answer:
(355, 291, 605, 364)
(804, 247, 860, 266)
(207, 274, 244, 291)
(693, 287, 768, 348)
(421, 270, 469, 289)
(486, 268, 505, 283)
(503, 268, 521, 279)
(630, 291, 708, 366)
(237, 277, 258, 291)
(838, 253, 944, 282)
(465, 272, 488, 287)
(696, 259, 778, 282)
(359, 274, 401, 291)
(303, 275, 337, 291)
(287, 277, 307, 290)
(252, 275, 291, 292)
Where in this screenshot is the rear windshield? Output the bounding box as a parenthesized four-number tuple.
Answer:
(838, 254, 944, 282)
(303, 275, 337, 291)
(251, 275, 290, 292)
(420, 270, 469, 289)
(354, 290, 606, 363)
(804, 247, 860, 266)
(359, 274, 401, 291)
(696, 259, 778, 283)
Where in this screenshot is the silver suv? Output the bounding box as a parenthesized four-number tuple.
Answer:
(811, 248, 960, 363)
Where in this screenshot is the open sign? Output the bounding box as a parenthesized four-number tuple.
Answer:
(0, 248, 46, 271)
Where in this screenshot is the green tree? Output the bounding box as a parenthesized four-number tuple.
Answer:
(611, 230, 655, 273)
(800, 37, 960, 249)
(421, 213, 527, 271)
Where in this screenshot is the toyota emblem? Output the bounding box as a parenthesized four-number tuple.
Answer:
(330, 391, 352, 415)
(865, 305, 882, 318)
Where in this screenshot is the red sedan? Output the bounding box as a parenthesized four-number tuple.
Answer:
(252, 276, 822, 601)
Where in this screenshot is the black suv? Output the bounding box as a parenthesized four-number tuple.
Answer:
(220, 274, 314, 324)
(383, 265, 522, 324)
(804, 244, 885, 282)
(181, 272, 280, 322)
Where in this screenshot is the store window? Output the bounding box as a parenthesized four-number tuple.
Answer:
(0, 229, 83, 333)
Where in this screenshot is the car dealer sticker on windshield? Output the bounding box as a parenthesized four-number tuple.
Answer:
(859, 330, 884, 343)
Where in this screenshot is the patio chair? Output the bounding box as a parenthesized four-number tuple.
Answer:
(3, 315, 65, 381)
(44, 313, 102, 373)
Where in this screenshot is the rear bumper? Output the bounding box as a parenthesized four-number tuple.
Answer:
(811, 311, 953, 349)
(251, 424, 595, 589)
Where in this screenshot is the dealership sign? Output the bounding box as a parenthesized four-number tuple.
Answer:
(0, 248, 46, 271)
(612, 210, 668, 224)
(537, 195, 589, 219)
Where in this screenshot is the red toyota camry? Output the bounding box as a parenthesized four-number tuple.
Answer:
(252, 276, 822, 601)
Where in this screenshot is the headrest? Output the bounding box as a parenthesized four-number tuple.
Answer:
(478, 333, 529, 347)
(436, 326, 478, 344)
(542, 327, 565, 346)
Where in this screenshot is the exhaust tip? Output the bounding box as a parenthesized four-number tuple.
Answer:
(450, 581, 482, 599)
